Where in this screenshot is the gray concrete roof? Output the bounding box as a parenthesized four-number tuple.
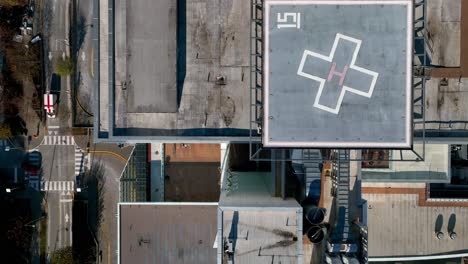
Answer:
(221, 209, 302, 264)
(99, 0, 251, 140)
(364, 193, 468, 258)
(419, 78, 468, 131)
(362, 144, 451, 183)
(119, 203, 218, 264)
(263, 0, 413, 148)
(124, 0, 177, 113)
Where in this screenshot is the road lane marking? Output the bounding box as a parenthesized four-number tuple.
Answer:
(69, 202, 72, 247)
(42, 136, 75, 145)
(86, 150, 128, 163)
(75, 148, 84, 176)
(90, 47, 94, 79)
(41, 181, 74, 192)
(59, 194, 62, 248)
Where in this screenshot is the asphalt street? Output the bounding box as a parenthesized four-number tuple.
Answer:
(39, 144, 75, 255)
(41, 0, 75, 255)
(91, 143, 134, 264)
(45, 0, 72, 130)
(38, 1, 127, 262)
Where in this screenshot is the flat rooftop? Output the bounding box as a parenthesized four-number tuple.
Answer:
(97, 0, 252, 141)
(119, 203, 218, 264)
(362, 144, 451, 183)
(220, 209, 302, 264)
(416, 78, 468, 136)
(263, 0, 413, 148)
(164, 144, 221, 202)
(124, 0, 177, 113)
(364, 193, 468, 258)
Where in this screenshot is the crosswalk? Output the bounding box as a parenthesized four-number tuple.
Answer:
(75, 148, 84, 176)
(43, 135, 75, 145)
(41, 181, 75, 194)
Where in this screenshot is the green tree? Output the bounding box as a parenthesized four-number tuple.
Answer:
(51, 246, 73, 264)
(55, 56, 74, 76)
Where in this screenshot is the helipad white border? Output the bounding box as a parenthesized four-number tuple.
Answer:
(263, 0, 413, 148)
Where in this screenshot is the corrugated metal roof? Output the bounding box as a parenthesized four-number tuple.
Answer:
(119, 203, 218, 264)
(365, 193, 468, 257)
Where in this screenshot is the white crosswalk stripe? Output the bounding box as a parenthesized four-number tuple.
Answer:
(41, 180, 75, 193)
(42, 135, 75, 145)
(75, 148, 84, 176)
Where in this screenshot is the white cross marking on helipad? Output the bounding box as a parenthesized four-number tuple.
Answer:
(297, 33, 379, 115)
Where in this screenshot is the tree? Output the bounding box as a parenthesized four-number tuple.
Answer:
(55, 56, 74, 76)
(6, 216, 32, 250)
(0, 0, 27, 7)
(0, 123, 12, 139)
(5, 42, 41, 81)
(51, 247, 73, 264)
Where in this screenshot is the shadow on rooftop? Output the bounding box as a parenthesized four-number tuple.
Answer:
(177, 0, 186, 108)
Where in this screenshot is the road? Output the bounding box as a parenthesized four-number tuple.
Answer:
(44, 0, 72, 129)
(39, 144, 75, 255)
(41, 0, 75, 255)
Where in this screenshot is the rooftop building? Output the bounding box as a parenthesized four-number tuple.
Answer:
(96, 0, 252, 142)
(362, 144, 451, 183)
(364, 192, 468, 261)
(100, 0, 468, 263)
(118, 203, 218, 264)
(261, 0, 413, 148)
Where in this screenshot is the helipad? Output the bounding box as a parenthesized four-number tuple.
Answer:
(263, 0, 413, 148)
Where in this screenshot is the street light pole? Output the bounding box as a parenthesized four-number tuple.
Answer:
(24, 215, 46, 227)
(6, 187, 20, 193)
(76, 186, 88, 192)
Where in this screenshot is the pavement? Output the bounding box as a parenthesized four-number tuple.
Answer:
(73, 0, 94, 126)
(88, 143, 134, 264)
(40, 0, 75, 257)
(39, 144, 75, 255)
(44, 0, 72, 130)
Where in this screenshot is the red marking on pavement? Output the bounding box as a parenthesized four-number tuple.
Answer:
(327, 62, 348, 86)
